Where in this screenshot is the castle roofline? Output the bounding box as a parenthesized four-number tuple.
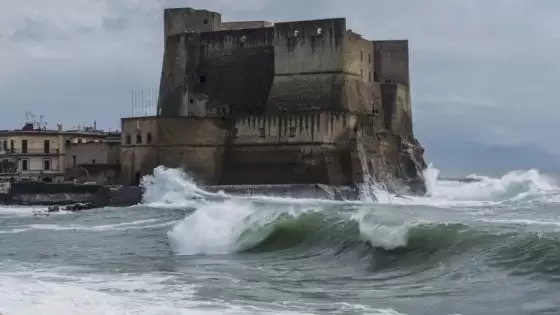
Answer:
(273, 17, 346, 25)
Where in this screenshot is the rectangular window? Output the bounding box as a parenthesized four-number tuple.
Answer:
(259, 128, 266, 138)
(360, 69, 363, 78)
(43, 159, 51, 171)
(44, 140, 50, 154)
(22, 140, 28, 154)
(10, 140, 14, 153)
(2, 140, 6, 151)
(73, 155, 77, 167)
(203, 19, 209, 25)
(369, 53, 371, 64)
(360, 51, 363, 62)
(368, 71, 372, 82)
(92, 159, 96, 165)
(21, 159, 28, 171)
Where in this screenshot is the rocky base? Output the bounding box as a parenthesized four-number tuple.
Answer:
(47, 203, 97, 212)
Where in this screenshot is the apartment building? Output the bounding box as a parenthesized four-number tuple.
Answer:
(0, 123, 113, 182)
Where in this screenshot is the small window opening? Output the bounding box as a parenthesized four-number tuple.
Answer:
(189, 98, 194, 104)
(369, 53, 372, 64)
(259, 128, 266, 138)
(200, 76, 206, 83)
(203, 19, 209, 25)
(289, 127, 296, 138)
(147, 132, 152, 144)
(360, 51, 363, 62)
(360, 69, 363, 77)
(126, 134, 131, 144)
(92, 159, 96, 165)
(136, 133, 142, 144)
(368, 71, 372, 82)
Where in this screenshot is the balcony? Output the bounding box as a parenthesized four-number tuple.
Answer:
(0, 148, 62, 157)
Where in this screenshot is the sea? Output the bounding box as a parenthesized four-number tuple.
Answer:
(1, 165, 560, 315)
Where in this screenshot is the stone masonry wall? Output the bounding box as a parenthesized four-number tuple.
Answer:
(197, 28, 274, 115)
(157, 117, 228, 184)
(374, 40, 410, 86)
(267, 18, 347, 112)
(164, 8, 221, 37)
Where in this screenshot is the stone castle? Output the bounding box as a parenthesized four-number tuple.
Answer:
(120, 7, 427, 193)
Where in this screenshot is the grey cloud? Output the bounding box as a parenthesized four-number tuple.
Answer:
(1, 0, 559, 161)
(102, 17, 128, 31)
(10, 18, 49, 41)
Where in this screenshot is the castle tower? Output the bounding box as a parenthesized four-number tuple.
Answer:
(164, 8, 221, 37)
(158, 8, 222, 117)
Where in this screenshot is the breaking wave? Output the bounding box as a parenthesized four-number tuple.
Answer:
(427, 167, 558, 202)
(140, 165, 560, 278)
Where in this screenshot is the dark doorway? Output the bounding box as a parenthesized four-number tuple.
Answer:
(135, 172, 141, 186)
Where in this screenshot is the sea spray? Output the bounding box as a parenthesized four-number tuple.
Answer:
(423, 164, 440, 197)
(167, 199, 257, 255)
(430, 169, 558, 202)
(140, 166, 210, 207)
(352, 207, 412, 250)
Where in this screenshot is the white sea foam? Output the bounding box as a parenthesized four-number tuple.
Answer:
(0, 268, 370, 315)
(0, 218, 178, 235)
(376, 164, 560, 207)
(0, 205, 51, 217)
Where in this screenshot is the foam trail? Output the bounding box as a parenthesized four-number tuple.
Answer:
(374, 165, 560, 207)
(142, 166, 374, 207)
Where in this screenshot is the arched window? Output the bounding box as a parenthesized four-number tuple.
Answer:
(146, 132, 152, 144)
(136, 133, 142, 144)
(125, 134, 131, 144)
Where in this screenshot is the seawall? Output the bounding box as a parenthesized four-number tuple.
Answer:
(0, 182, 361, 206)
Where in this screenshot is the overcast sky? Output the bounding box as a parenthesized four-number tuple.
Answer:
(1, 0, 559, 153)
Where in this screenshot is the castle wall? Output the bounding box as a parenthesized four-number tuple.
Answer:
(343, 32, 374, 83)
(380, 83, 412, 137)
(120, 117, 159, 185)
(164, 8, 221, 37)
(231, 112, 355, 145)
(267, 18, 347, 112)
(222, 112, 357, 185)
(221, 145, 352, 185)
(221, 21, 273, 30)
(157, 117, 228, 184)
(196, 28, 275, 114)
(374, 40, 410, 86)
(158, 33, 201, 117)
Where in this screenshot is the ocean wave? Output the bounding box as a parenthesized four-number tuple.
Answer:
(166, 197, 560, 280)
(140, 164, 560, 278)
